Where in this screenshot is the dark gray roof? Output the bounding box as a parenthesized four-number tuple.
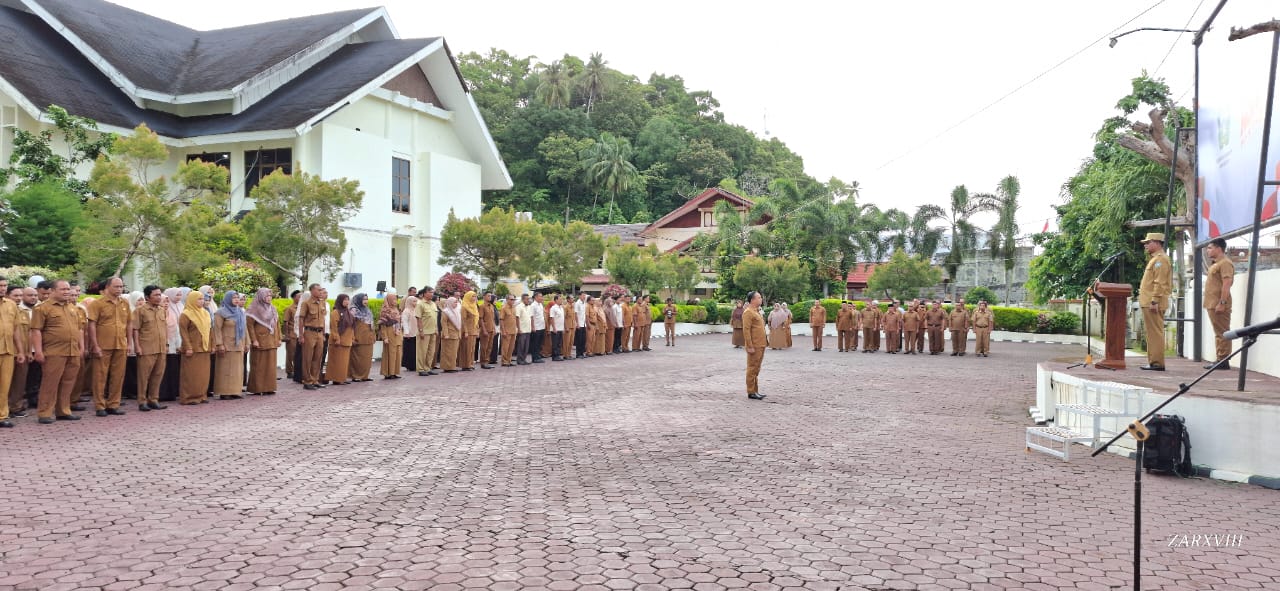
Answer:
(33, 0, 381, 95)
(593, 223, 649, 246)
(0, 4, 437, 138)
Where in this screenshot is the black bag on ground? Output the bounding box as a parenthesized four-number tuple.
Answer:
(1142, 414, 1192, 476)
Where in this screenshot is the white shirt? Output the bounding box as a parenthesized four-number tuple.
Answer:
(574, 299, 587, 328)
(612, 303, 623, 325)
(550, 304, 565, 332)
(531, 302, 546, 330)
(515, 302, 532, 333)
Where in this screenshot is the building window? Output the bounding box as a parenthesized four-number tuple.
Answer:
(392, 157, 410, 213)
(390, 248, 397, 287)
(244, 148, 292, 196)
(702, 211, 714, 227)
(186, 152, 230, 169)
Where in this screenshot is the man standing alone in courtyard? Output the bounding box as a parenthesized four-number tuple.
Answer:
(809, 299, 826, 351)
(742, 291, 766, 401)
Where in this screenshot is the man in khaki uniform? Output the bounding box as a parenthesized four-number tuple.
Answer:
(282, 290, 299, 378)
(0, 288, 24, 428)
(635, 295, 653, 351)
(499, 295, 518, 366)
(914, 301, 927, 353)
(1138, 232, 1172, 371)
(131, 285, 169, 411)
(835, 302, 853, 352)
(1203, 237, 1235, 368)
(861, 302, 881, 353)
(31, 280, 84, 424)
(925, 301, 946, 355)
(620, 295, 634, 353)
(848, 304, 861, 352)
(479, 292, 497, 369)
(87, 277, 130, 416)
(882, 304, 902, 353)
(902, 301, 920, 355)
(971, 300, 994, 357)
(809, 300, 827, 351)
(7, 286, 31, 421)
(948, 299, 970, 356)
(416, 287, 440, 376)
(742, 291, 767, 400)
(298, 284, 328, 389)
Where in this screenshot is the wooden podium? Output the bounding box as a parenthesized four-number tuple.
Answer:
(1094, 282, 1133, 370)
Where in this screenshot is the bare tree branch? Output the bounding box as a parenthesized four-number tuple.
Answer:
(1229, 20, 1280, 41)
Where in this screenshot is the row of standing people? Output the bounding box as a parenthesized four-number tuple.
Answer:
(728, 298, 998, 357)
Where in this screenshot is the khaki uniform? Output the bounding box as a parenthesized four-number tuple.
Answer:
(440, 311, 462, 371)
(416, 299, 439, 372)
(131, 303, 167, 406)
(1139, 252, 1172, 367)
(634, 302, 652, 350)
(620, 302, 634, 352)
(351, 320, 376, 380)
(327, 310, 354, 384)
(32, 300, 84, 419)
(0, 299, 20, 420)
(914, 309, 927, 352)
(8, 301, 31, 416)
(88, 295, 130, 411)
(731, 307, 745, 348)
(902, 307, 920, 354)
(563, 303, 577, 358)
(499, 304, 518, 365)
(809, 304, 827, 350)
(282, 303, 298, 377)
(861, 306, 881, 352)
(835, 307, 853, 352)
(379, 314, 402, 377)
(925, 308, 946, 354)
(743, 306, 766, 395)
(882, 308, 902, 353)
(591, 305, 608, 354)
(1204, 257, 1235, 362)
(460, 305, 479, 370)
(299, 299, 327, 385)
(178, 312, 211, 405)
(847, 309, 861, 351)
(971, 308, 994, 355)
(662, 304, 677, 346)
(948, 306, 969, 355)
(247, 314, 280, 394)
(480, 302, 497, 366)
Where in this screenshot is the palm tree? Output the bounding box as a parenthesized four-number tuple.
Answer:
(578, 53, 610, 114)
(983, 175, 1021, 303)
(535, 61, 572, 108)
(943, 185, 990, 297)
(582, 133, 641, 223)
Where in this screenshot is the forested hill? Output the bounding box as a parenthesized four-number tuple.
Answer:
(458, 49, 822, 224)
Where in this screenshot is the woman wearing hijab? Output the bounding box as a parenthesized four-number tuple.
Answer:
(768, 303, 788, 350)
(212, 291, 246, 399)
(782, 302, 794, 349)
(245, 288, 280, 395)
(349, 294, 376, 382)
(378, 291, 403, 379)
(400, 295, 420, 373)
(179, 290, 212, 404)
(326, 294, 355, 385)
(458, 291, 479, 371)
(730, 300, 745, 349)
(159, 288, 184, 401)
(439, 297, 462, 372)
(198, 286, 218, 396)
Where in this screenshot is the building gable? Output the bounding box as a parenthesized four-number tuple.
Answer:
(643, 187, 755, 233)
(382, 65, 442, 108)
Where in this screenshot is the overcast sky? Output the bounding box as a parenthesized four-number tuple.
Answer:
(115, 0, 1278, 238)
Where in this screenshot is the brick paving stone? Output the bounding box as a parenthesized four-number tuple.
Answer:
(0, 336, 1276, 589)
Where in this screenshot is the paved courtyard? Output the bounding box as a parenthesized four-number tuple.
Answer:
(1, 334, 1277, 591)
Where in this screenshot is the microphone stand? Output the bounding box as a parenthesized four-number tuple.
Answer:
(1067, 253, 1123, 370)
(1090, 335, 1260, 591)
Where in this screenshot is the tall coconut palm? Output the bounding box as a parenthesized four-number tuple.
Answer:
(578, 53, 610, 114)
(582, 133, 641, 223)
(984, 175, 1021, 303)
(535, 61, 572, 109)
(943, 185, 990, 297)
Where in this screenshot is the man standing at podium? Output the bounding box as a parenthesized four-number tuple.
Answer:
(1139, 232, 1172, 371)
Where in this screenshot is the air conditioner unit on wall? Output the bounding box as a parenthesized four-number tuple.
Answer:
(342, 273, 362, 288)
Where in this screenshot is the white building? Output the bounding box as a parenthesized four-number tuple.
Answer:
(0, 0, 510, 295)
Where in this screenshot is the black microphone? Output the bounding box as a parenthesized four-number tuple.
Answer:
(1223, 315, 1280, 340)
(1102, 251, 1125, 261)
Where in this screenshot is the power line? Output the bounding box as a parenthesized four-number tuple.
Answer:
(1153, 0, 1207, 75)
(873, 0, 1170, 172)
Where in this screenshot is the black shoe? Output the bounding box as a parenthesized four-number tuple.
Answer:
(419, 371, 430, 376)
(482, 364, 494, 369)
(462, 367, 475, 371)
(70, 404, 86, 411)
(950, 352, 958, 356)
(533, 359, 545, 364)
(1140, 364, 1166, 371)
(0, 420, 13, 428)
(747, 393, 765, 400)
(1204, 362, 1231, 370)
(56, 414, 80, 421)
(429, 370, 441, 375)
(149, 403, 168, 410)
(304, 384, 319, 390)
(139, 405, 151, 412)
(96, 409, 108, 417)
(11, 410, 27, 418)
(38, 417, 54, 424)
(444, 369, 459, 373)
(106, 408, 126, 415)
(959, 352, 966, 356)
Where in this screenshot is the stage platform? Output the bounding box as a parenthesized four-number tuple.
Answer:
(1032, 355, 1280, 487)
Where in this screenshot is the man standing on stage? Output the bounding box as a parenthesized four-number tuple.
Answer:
(1203, 237, 1235, 369)
(1139, 232, 1172, 371)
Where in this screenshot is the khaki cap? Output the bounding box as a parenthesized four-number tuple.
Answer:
(1140, 232, 1165, 243)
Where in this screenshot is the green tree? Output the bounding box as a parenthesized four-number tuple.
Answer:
(964, 285, 1000, 306)
(197, 259, 276, 297)
(656, 252, 702, 295)
(866, 250, 941, 302)
(942, 185, 989, 296)
(456, 49, 534, 133)
(538, 133, 594, 223)
(535, 61, 573, 109)
(0, 105, 115, 198)
(577, 52, 611, 115)
(983, 175, 1021, 303)
(438, 206, 541, 287)
(74, 123, 231, 278)
(0, 182, 84, 268)
(604, 242, 661, 293)
(526, 219, 604, 291)
(732, 255, 809, 305)
(242, 169, 364, 285)
(581, 132, 642, 223)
